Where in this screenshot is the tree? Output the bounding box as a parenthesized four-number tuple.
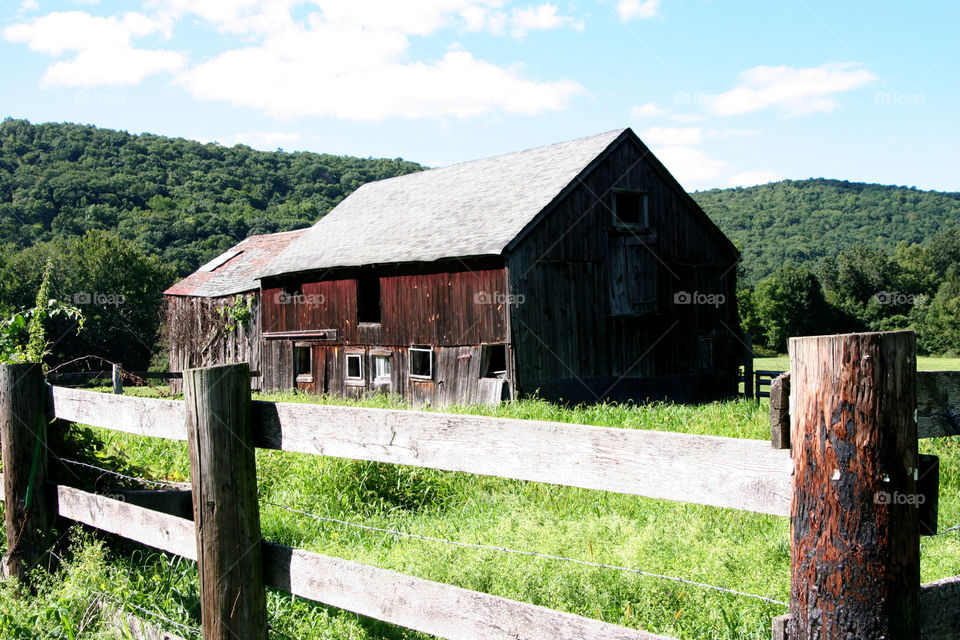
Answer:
(752, 265, 843, 352)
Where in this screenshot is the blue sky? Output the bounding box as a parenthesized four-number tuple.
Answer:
(2, 0, 958, 191)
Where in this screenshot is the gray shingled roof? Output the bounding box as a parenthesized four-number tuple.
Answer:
(260, 129, 628, 277)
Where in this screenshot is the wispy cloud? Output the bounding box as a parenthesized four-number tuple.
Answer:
(3, 11, 184, 86)
(616, 0, 660, 21)
(709, 63, 877, 116)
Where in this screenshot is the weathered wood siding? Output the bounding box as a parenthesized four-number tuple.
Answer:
(261, 263, 509, 346)
(505, 135, 740, 403)
(259, 263, 511, 404)
(166, 295, 261, 390)
(261, 344, 509, 406)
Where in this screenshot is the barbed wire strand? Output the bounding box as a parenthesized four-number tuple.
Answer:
(94, 591, 201, 636)
(56, 458, 960, 605)
(262, 500, 789, 607)
(56, 457, 184, 489)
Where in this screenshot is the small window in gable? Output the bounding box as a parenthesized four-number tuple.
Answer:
(613, 190, 648, 227)
(409, 346, 433, 380)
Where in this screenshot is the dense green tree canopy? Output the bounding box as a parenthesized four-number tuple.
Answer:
(693, 179, 960, 287)
(0, 118, 424, 276)
(2, 119, 959, 362)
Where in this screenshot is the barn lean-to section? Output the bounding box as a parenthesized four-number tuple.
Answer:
(164, 229, 305, 391)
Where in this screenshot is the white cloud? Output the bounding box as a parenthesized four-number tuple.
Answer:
(728, 170, 784, 187)
(4, 11, 184, 86)
(616, 0, 659, 21)
(641, 126, 702, 146)
(4, 11, 161, 55)
(629, 102, 666, 118)
(705, 128, 761, 139)
(510, 3, 583, 38)
(17, 0, 38, 15)
(43, 48, 185, 86)
(3, 11, 186, 87)
(669, 113, 704, 123)
(9, 2, 585, 119)
(653, 146, 727, 185)
(709, 63, 877, 116)
(178, 26, 583, 120)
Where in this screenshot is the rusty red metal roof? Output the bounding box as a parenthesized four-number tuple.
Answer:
(165, 229, 307, 298)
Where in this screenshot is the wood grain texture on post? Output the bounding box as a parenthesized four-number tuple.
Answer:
(788, 331, 919, 640)
(184, 363, 267, 640)
(0, 363, 52, 583)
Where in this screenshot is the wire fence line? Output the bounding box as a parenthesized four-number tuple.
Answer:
(51, 457, 960, 609)
(93, 590, 201, 637)
(56, 457, 185, 489)
(260, 500, 789, 607)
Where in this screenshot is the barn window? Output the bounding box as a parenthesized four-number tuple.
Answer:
(372, 354, 393, 380)
(346, 353, 364, 380)
(480, 344, 508, 379)
(613, 190, 648, 227)
(357, 274, 381, 324)
(294, 345, 312, 382)
(409, 346, 433, 379)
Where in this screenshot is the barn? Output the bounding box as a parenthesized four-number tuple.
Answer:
(254, 128, 742, 405)
(164, 229, 305, 390)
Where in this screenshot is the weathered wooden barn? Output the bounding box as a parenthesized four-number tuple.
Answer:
(164, 229, 305, 390)
(255, 128, 742, 405)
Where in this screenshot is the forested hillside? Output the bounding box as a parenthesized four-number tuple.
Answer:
(0, 118, 423, 275)
(1, 119, 958, 364)
(693, 179, 960, 286)
(0, 118, 423, 367)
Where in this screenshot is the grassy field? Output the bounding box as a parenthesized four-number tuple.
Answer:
(754, 355, 960, 372)
(1, 389, 957, 640)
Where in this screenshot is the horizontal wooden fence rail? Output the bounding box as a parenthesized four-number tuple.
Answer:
(15, 349, 960, 640)
(50, 386, 794, 516)
(2, 474, 956, 640)
(0, 476, 672, 640)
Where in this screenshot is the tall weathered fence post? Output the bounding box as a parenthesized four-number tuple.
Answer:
(788, 331, 919, 639)
(0, 363, 53, 583)
(184, 363, 267, 640)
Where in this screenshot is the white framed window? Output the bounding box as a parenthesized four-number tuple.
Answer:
(409, 346, 433, 380)
(372, 354, 393, 380)
(346, 353, 364, 380)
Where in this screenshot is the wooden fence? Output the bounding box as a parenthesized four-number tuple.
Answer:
(0, 331, 958, 639)
(739, 369, 785, 400)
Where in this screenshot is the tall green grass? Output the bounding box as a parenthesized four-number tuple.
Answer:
(5, 392, 958, 639)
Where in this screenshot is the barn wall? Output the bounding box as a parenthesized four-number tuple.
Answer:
(260, 262, 510, 346)
(165, 294, 262, 390)
(260, 343, 510, 406)
(506, 135, 741, 403)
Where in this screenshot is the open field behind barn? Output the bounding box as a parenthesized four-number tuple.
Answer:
(2, 390, 956, 640)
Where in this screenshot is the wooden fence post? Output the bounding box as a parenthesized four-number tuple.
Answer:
(183, 363, 267, 640)
(788, 331, 919, 639)
(112, 363, 123, 395)
(0, 363, 53, 583)
(743, 333, 754, 400)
